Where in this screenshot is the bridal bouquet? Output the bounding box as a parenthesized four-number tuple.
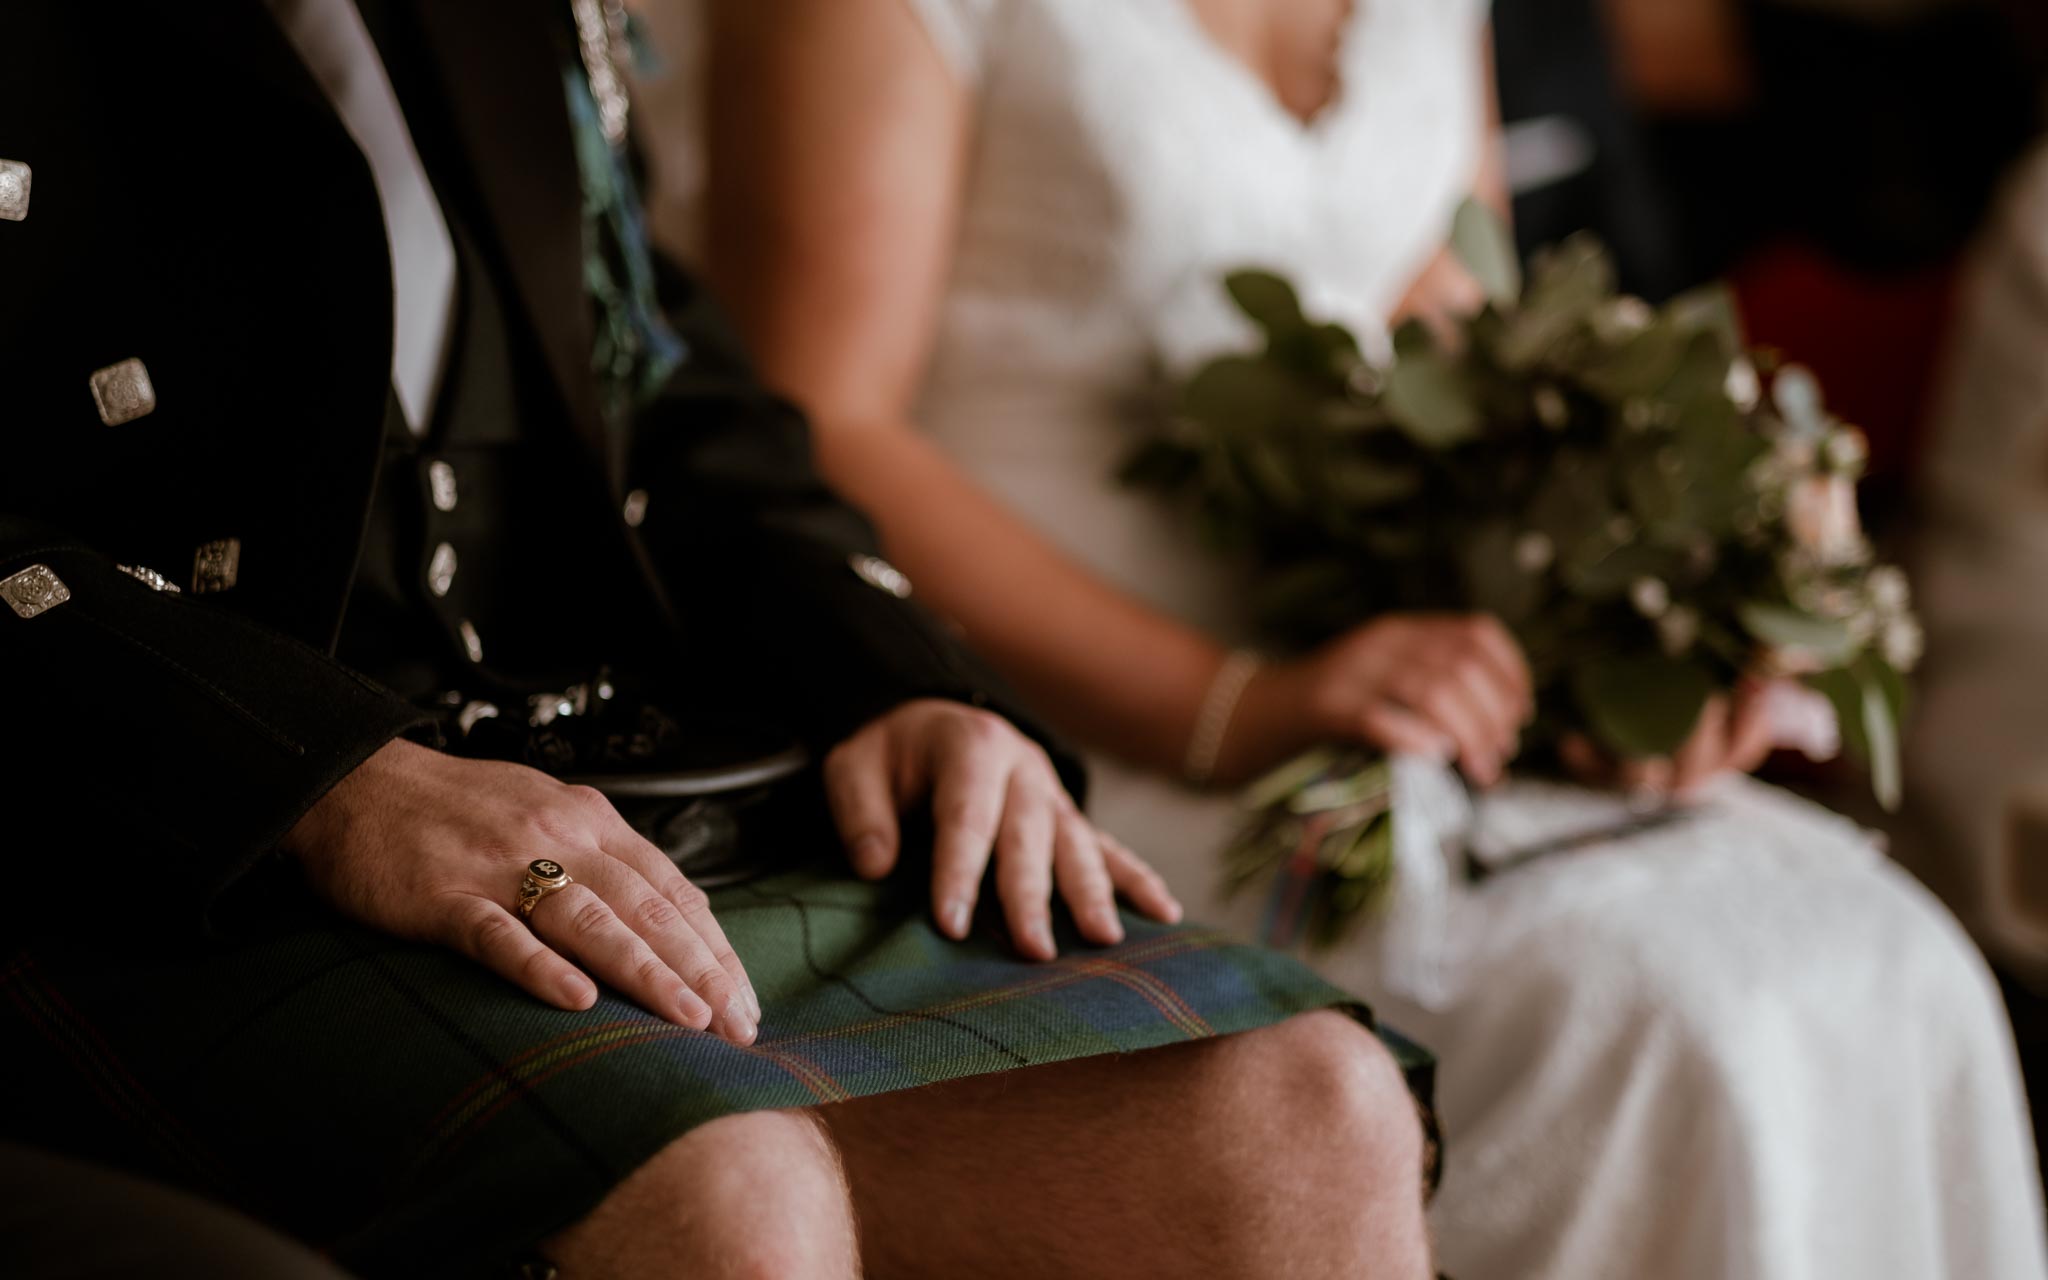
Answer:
(1124, 203, 1920, 947)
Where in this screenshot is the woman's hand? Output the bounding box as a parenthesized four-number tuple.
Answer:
(1559, 678, 1778, 801)
(1230, 615, 1534, 787)
(282, 739, 760, 1043)
(1390, 244, 1489, 346)
(823, 699, 1182, 961)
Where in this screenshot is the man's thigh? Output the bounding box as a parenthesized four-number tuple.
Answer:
(0, 1144, 356, 1280)
(819, 1009, 1433, 1280)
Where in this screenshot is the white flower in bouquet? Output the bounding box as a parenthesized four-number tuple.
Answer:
(1514, 531, 1556, 573)
(1725, 357, 1763, 412)
(1869, 564, 1912, 613)
(1629, 577, 1671, 619)
(1658, 605, 1702, 657)
(1883, 615, 1926, 669)
(1824, 427, 1870, 475)
(1773, 364, 1829, 438)
(1786, 474, 1866, 566)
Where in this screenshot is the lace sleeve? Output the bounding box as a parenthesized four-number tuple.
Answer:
(899, 0, 1002, 83)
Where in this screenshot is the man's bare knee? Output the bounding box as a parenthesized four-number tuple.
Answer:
(1198, 1011, 1434, 1274)
(1252, 1010, 1428, 1173)
(545, 1108, 858, 1280)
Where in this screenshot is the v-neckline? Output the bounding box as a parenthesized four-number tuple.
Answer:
(1159, 0, 1366, 138)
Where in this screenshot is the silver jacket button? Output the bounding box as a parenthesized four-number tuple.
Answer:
(428, 542, 458, 598)
(428, 460, 460, 512)
(0, 564, 70, 618)
(849, 554, 912, 599)
(90, 358, 157, 426)
(0, 159, 29, 222)
(622, 489, 650, 529)
(191, 538, 241, 594)
(117, 564, 181, 594)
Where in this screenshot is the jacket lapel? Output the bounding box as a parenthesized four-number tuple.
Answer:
(407, 0, 608, 460)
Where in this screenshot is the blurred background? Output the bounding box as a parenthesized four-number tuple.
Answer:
(1497, 0, 2048, 1165)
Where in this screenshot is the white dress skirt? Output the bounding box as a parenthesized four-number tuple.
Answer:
(637, 1, 2048, 1275)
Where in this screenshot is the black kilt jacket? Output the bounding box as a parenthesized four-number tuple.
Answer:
(0, 0, 1074, 938)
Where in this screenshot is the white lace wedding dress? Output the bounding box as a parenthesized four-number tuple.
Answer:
(639, 1, 2048, 1275)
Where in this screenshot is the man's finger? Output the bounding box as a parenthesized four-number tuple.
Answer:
(993, 781, 1058, 960)
(586, 846, 755, 1044)
(605, 828, 761, 1025)
(824, 731, 907, 881)
(1053, 814, 1124, 948)
(927, 739, 1007, 940)
(527, 883, 715, 1031)
(1101, 836, 1183, 924)
(446, 894, 597, 1012)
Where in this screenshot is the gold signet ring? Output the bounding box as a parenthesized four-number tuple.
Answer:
(516, 858, 574, 921)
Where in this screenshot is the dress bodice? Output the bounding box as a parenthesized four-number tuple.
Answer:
(641, 0, 1489, 629)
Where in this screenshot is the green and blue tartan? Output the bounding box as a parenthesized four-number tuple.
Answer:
(1, 861, 1431, 1278)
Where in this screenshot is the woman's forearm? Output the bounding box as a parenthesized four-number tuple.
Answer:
(810, 418, 1230, 775)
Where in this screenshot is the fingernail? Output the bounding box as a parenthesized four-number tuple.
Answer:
(1095, 910, 1126, 945)
(1026, 922, 1056, 957)
(942, 899, 971, 938)
(560, 973, 594, 1007)
(852, 835, 887, 877)
(744, 984, 763, 1023)
(674, 987, 712, 1027)
(724, 996, 757, 1045)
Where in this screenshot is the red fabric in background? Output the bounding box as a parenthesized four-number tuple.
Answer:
(1729, 241, 1960, 495)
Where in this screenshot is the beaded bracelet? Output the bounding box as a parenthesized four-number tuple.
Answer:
(1183, 649, 1263, 785)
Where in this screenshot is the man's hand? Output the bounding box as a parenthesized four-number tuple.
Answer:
(823, 700, 1182, 961)
(281, 740, 760, 1043)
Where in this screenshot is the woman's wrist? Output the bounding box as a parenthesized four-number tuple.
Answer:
(1182, 650, 1264, 785)
(1194, 658, 1321, 788)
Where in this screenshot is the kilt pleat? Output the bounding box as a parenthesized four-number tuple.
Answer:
(0, 862, 1431, 1278)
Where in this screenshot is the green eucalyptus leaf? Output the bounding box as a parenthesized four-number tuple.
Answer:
(1861, 675, 1902, 812)
(1242, 747, 1344, 811)
(1662, 284, 1745, 354)
(1737, 603, 1858, 666)
(1562, 538, 1682, 599)
(1495, 236, 1617, 370)
(1808, 667, 1866, 756)
(1241, 439, 1306, 509)
(1322, 457, 1425, 507)
(1181, 356, 1316, 435)
(1809, 657, 1909, 811)
(1452, 198, 1523, 306)
(1226, 270, 1308, 338)
(1383, 350, 1484, 447)
(1119, 438, 1201, 492)
(1572, 653, 1719, 758)
(1461, 520, 1545, 625)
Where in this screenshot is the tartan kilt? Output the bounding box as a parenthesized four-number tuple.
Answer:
(0, 860, 1434, 1278)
